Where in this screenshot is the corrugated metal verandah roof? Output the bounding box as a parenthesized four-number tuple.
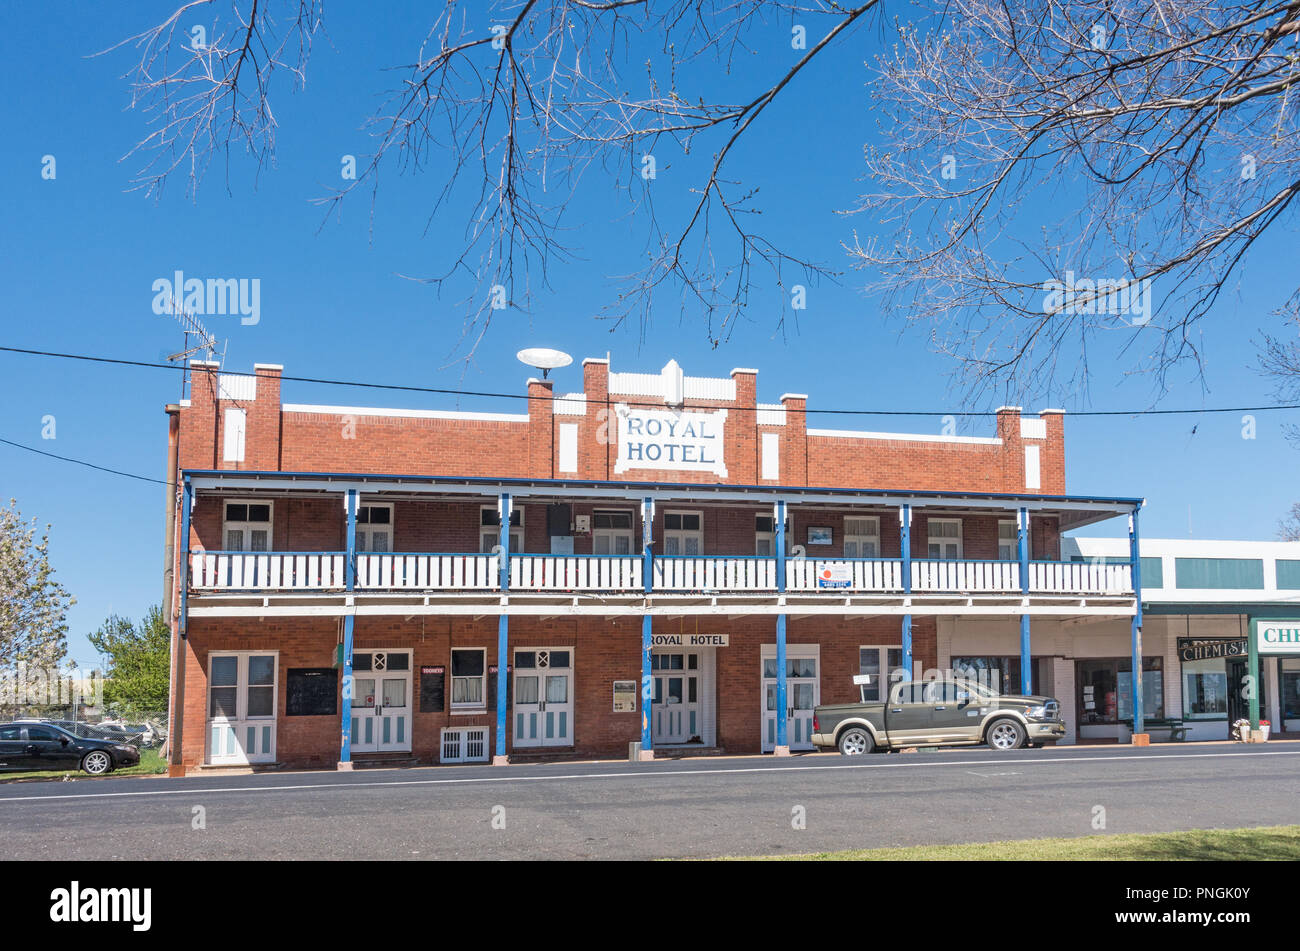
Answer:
(183, 469, 1143, 531)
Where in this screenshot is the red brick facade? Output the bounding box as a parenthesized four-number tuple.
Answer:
(170, 356, 1078, 772)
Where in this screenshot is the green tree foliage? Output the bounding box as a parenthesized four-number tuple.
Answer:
(88, 606, 170, 714)
(0, 499, 73, 670)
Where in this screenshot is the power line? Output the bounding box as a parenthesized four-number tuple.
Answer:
(3, 344, 1297, 418)
(0, 437, 170, 486)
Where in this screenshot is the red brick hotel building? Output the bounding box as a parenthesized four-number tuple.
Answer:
(164, 356, 1145, 772)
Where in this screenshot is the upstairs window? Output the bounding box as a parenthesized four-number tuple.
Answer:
(926, 518, 962, 559)
(592, 510, 634, 555)
(755, 515, 775, 556)
(224, 502, 272, 552)
(843, 517, 880, 558)
(663, 512, 702, 556)
(480, 506, 523, 554)
(998, 520, 1019, 560)
(357, 504, 392, 553)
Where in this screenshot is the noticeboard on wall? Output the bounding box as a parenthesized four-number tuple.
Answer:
(286, 668, 337, 716)
(612, 680, 637, 712)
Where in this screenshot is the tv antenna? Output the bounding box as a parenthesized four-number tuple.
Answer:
(516, 347, 573, 379)
(164, 296, 226, 402)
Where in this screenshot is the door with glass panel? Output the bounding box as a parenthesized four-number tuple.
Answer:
(652, 652, 700, 744)
(207, 652, 278, 764)
(761, 648, 819, 751)
(513, 649, 573, 747)
(350, 650, 412, 752)
(663, 512, 703, 556)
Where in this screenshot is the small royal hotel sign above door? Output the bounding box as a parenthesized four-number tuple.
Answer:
(614, 406, 728, 478)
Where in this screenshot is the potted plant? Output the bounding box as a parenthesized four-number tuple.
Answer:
(1260, 719, 1271, 741)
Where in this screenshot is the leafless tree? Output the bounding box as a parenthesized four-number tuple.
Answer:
(852, 0, 1300, 403)
(104, 1, 880, 357)
(1277, 501, 1300, 538)
(105, 1, 1300, 398)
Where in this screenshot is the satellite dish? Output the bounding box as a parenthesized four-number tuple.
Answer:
(516, 347, 573, 379)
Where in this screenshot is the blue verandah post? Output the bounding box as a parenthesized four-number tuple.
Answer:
(1019, 506, 1032, 695)
(1129, 504, 1145, 737)
(774, 500, 789, 753)
(641, 496, 654, 757)
(339, 488, 358, 768)
(495, 493, 511, 763)
(900, 503, 913, 682)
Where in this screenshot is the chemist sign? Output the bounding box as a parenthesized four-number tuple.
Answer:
(614, 406, 728, 478)
(1253, 619, 1300, 654)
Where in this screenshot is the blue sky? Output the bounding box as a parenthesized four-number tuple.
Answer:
(0, 3, 1295, 667)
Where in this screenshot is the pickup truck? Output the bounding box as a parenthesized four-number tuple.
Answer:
(811, 678, 1065, 754)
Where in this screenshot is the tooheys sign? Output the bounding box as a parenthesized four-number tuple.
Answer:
(614, 406, 728, 478)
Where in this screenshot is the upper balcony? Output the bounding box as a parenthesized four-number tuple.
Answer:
(179, 470, 1143, 618)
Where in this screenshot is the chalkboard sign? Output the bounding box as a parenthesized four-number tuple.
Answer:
(286, 668, 337, 716)
(419, 666, 446, 713)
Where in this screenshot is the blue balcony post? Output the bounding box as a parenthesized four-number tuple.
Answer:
(900, 503, 913, 682)
(640, 496, 654, 759)
(1129, 505, 1145, 737)
(774, 500, 789, 754)
(495, 492, 512, 763)
(1018, 507, 1032, 695)
(339, 488, 358, 769)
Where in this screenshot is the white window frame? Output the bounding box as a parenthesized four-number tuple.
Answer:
(450, 647, 488, 710)
(998, 519, 1019, 561)
(222, 499, 273, 552)
(592, 509, 635, 556)
(207, 650, 279, 722)
(480, 505, 524, 554)
(356, 502, 394, 553)
(858, 645, 906, 702)
(927, 518, 963, 559)
(755, 514, 775, 556)
(663, 510, 704, 556)
(843, 516, 880, 558)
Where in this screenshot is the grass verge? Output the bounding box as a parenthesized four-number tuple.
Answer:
(723, 825, 1300, 860)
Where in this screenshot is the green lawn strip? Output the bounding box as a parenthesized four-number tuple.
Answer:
(723, 825, 1300, 861)
(0, 747, 168, 782)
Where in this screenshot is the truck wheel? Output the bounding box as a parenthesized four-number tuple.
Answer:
(986, 719, 1026, 751)
(837, 726, 874, 756)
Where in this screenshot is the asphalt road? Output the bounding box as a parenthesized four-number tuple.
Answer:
(2, 744, 1297, 860)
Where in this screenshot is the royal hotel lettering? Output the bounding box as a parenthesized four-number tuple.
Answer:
(615, 407, 729, 478)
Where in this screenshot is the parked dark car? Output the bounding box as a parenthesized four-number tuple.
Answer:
(0, 722, 141, 775)
(19, 719, 143, 745)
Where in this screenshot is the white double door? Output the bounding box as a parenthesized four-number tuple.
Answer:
(351, 649, 412, 752)
(513, 648, 574, 747)
(761, 645, 820, 751)
(652, 650, 702, 745)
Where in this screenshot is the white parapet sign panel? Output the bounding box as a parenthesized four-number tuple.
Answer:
(614, 405, 728, 478)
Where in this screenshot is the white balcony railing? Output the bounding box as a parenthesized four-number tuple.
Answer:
(190, 552, 1134, 597)
(1028, 560, 1131, 594)
(510, 554, 642, 591)
(786, 558, 902, 592)
(653, 556, 778, 591)
(911, 559, 1021, 593)
(356, 553, 499, 590)
(190, 551, 347, 590)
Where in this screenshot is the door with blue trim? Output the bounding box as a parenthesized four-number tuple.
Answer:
(652, 651, 701, 744)
(513, 649, 574, 747)
(761, 647, 819, 751)
(351, 650, 412, 753)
